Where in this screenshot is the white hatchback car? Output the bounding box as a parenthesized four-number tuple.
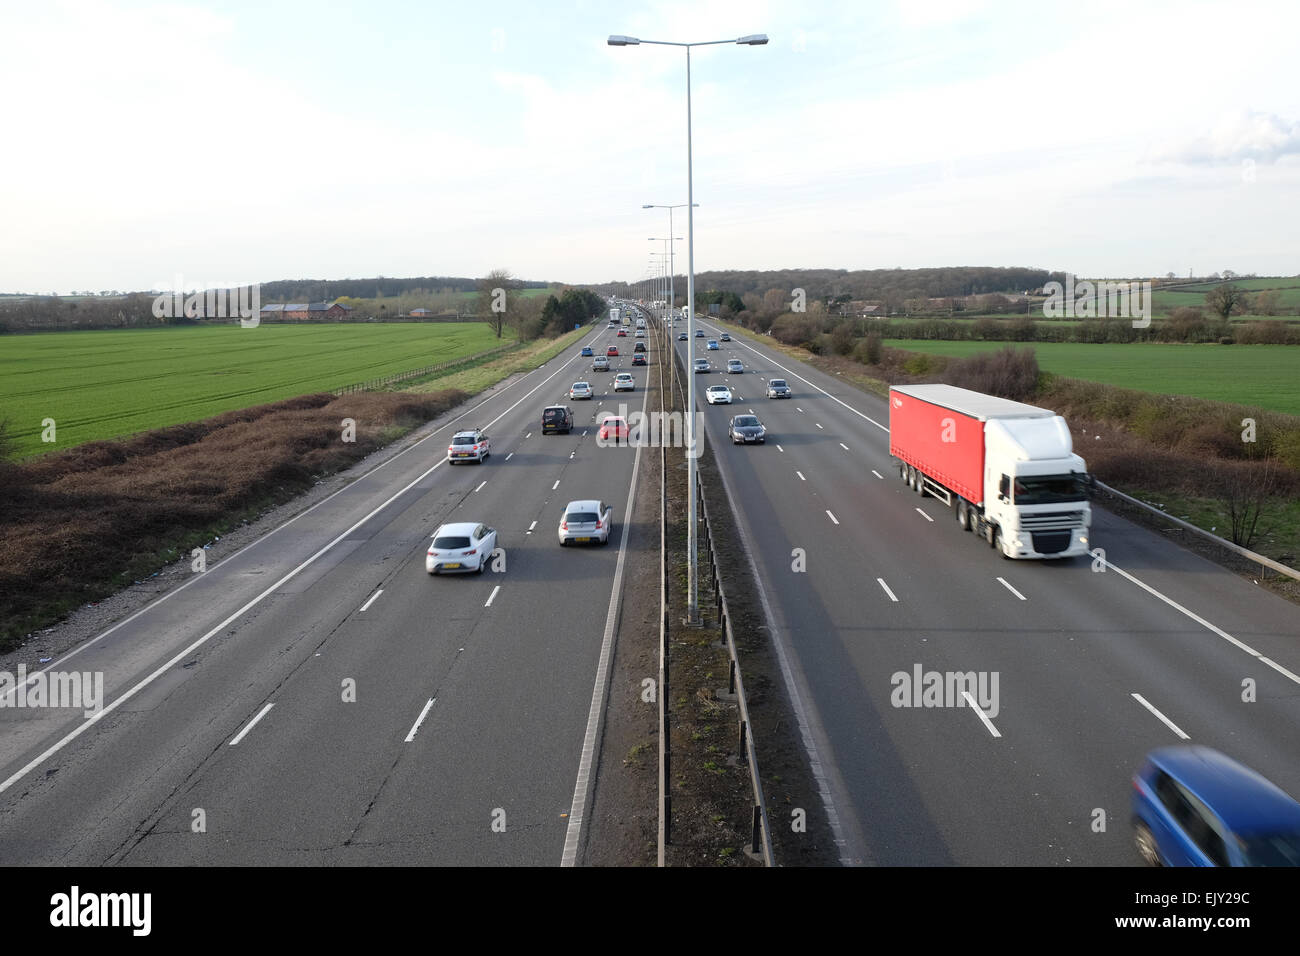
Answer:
(447, 429, 490, 464)
(570, 381, 593, 400)
(705, 384, 733, 404)
(427, 522, 497, 574)
(558, 499, 613, 546)
(614, 372, 635, 392)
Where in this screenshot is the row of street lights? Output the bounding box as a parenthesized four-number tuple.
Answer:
(611, 31, 767, 621)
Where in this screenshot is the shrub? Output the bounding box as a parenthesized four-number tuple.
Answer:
(940, 346, 1039, 401)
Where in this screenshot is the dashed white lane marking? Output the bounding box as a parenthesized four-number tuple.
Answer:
(796, 471, 807, 481)
(228, 703, 274, 746)
(962, 692, 1002, 738)
(552, 480, 560, 490)
(776, 444, 784, 452)
(826, 510, 839, 525)
(1132, 693, 1190, 739)
(996, 577, 1026, 601)
(484, 585, 500, 607)
(473, 480, 487, 493)
(359, 589, 384, 612)
(404, 698, 436, 743)
(877, 578, 898, 602)
(525, 432, 532, 438)
(839, 442, 849, 450)
(815, 423, 823, 429)
(527, 521, 537, 534)
(916, 508, 933, 522)
(505, 452, 514, 461)
(871, 470, 884, 479)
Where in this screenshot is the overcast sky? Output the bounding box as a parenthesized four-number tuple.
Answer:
(3, 0, 1298, 294)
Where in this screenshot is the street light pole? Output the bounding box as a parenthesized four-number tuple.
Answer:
(613, 31, 767, 622)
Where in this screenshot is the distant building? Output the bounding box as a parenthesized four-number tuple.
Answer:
(261, 301, 353, 321)
(410, 308, 432, 317)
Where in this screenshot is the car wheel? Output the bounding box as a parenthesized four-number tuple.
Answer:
(1134, 823, 1162, 866)
(476, 558, 486, 574)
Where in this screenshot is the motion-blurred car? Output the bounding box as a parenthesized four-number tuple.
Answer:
(426, 522, 497, 574)
(695, 329, 705, 337)
(705, 385, 732, 404)
(728, 414, 766, 444)
(447, 429, 490, 464)
(558, 499, 613, 546)
(720, 332, 731, 342)
(766, 378, 791, 398)
(1131, 745, 1300, 867)
(569, 381, 593, 400)
(678, 332, 688, 341)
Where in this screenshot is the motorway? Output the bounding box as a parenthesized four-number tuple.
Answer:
(0, 318, 655, 865)
(673, 318, 1300, 865)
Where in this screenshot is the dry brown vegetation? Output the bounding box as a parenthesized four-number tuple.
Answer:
(0, 389, 465, 651)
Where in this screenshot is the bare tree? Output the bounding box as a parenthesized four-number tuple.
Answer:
(476, 268, 517, 338)
(1205, 282, 1248, 321)
(1216, 458, 1280, 549)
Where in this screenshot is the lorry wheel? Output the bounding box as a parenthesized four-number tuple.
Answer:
(956, 499, 968, 528)
(902, 463, 911, 484)
(987, 523, 997, 548)
(914, 470, 925, 496)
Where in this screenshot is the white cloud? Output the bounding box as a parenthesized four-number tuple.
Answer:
(1149, 111, 1300, 166)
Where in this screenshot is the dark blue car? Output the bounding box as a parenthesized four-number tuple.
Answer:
(1132, 746, 1300, 866)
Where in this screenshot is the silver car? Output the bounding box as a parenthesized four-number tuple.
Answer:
(727, 359, 743, 373)
(570, 381, 593, 400)
(766, 378, 791, 399)
(693, 358, 710, 373)
(558, 499, 613, 546)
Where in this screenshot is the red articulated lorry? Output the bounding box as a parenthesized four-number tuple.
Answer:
(889, 384, 1093, 559)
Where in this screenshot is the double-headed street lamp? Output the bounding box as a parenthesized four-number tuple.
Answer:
(611, 32, 767, 621)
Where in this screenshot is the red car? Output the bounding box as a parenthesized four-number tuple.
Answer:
(606, 345, 619, 356)
(598, 416, 630, 442)
(616, 328, 627, 337)
(632, 354, 647, 365)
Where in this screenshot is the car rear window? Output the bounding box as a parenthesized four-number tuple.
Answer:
(433, 536, 471, 549)
(544, 409, 566, 421)
(567, 512, 598, 523)
(452, 436, 476, 445)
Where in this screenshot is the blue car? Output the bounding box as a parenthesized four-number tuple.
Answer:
(706, 339, 719, 350)
(1132, 746, 1300, 866)
(580, 346, 594, 357)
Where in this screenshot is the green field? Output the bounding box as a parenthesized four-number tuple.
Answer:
(1154, 276, 1300, 314)
(0, 322, 508, 457)
(889, 340, 1300, 415)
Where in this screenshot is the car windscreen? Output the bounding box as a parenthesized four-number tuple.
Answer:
(1013, 475, 1088, 504)
(735, 416, 759, 427)
(566, 512, 598, 523)
(433, 536, 471, 549)
(770, 380, 786, 387)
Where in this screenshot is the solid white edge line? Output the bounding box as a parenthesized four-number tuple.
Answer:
(996, 576, 1026, 600)
(358, 589, 384, 612)
(1132, 693, 1190, 739)
(961, 691, 1002, 738)
(0, 330, 608, 792)
(484, 585, 500, 608)
(561, 372, 650, 866)
(876, 578, 898, 602)
(404, 698, 435, 743)
(228, 703, 274, 746)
